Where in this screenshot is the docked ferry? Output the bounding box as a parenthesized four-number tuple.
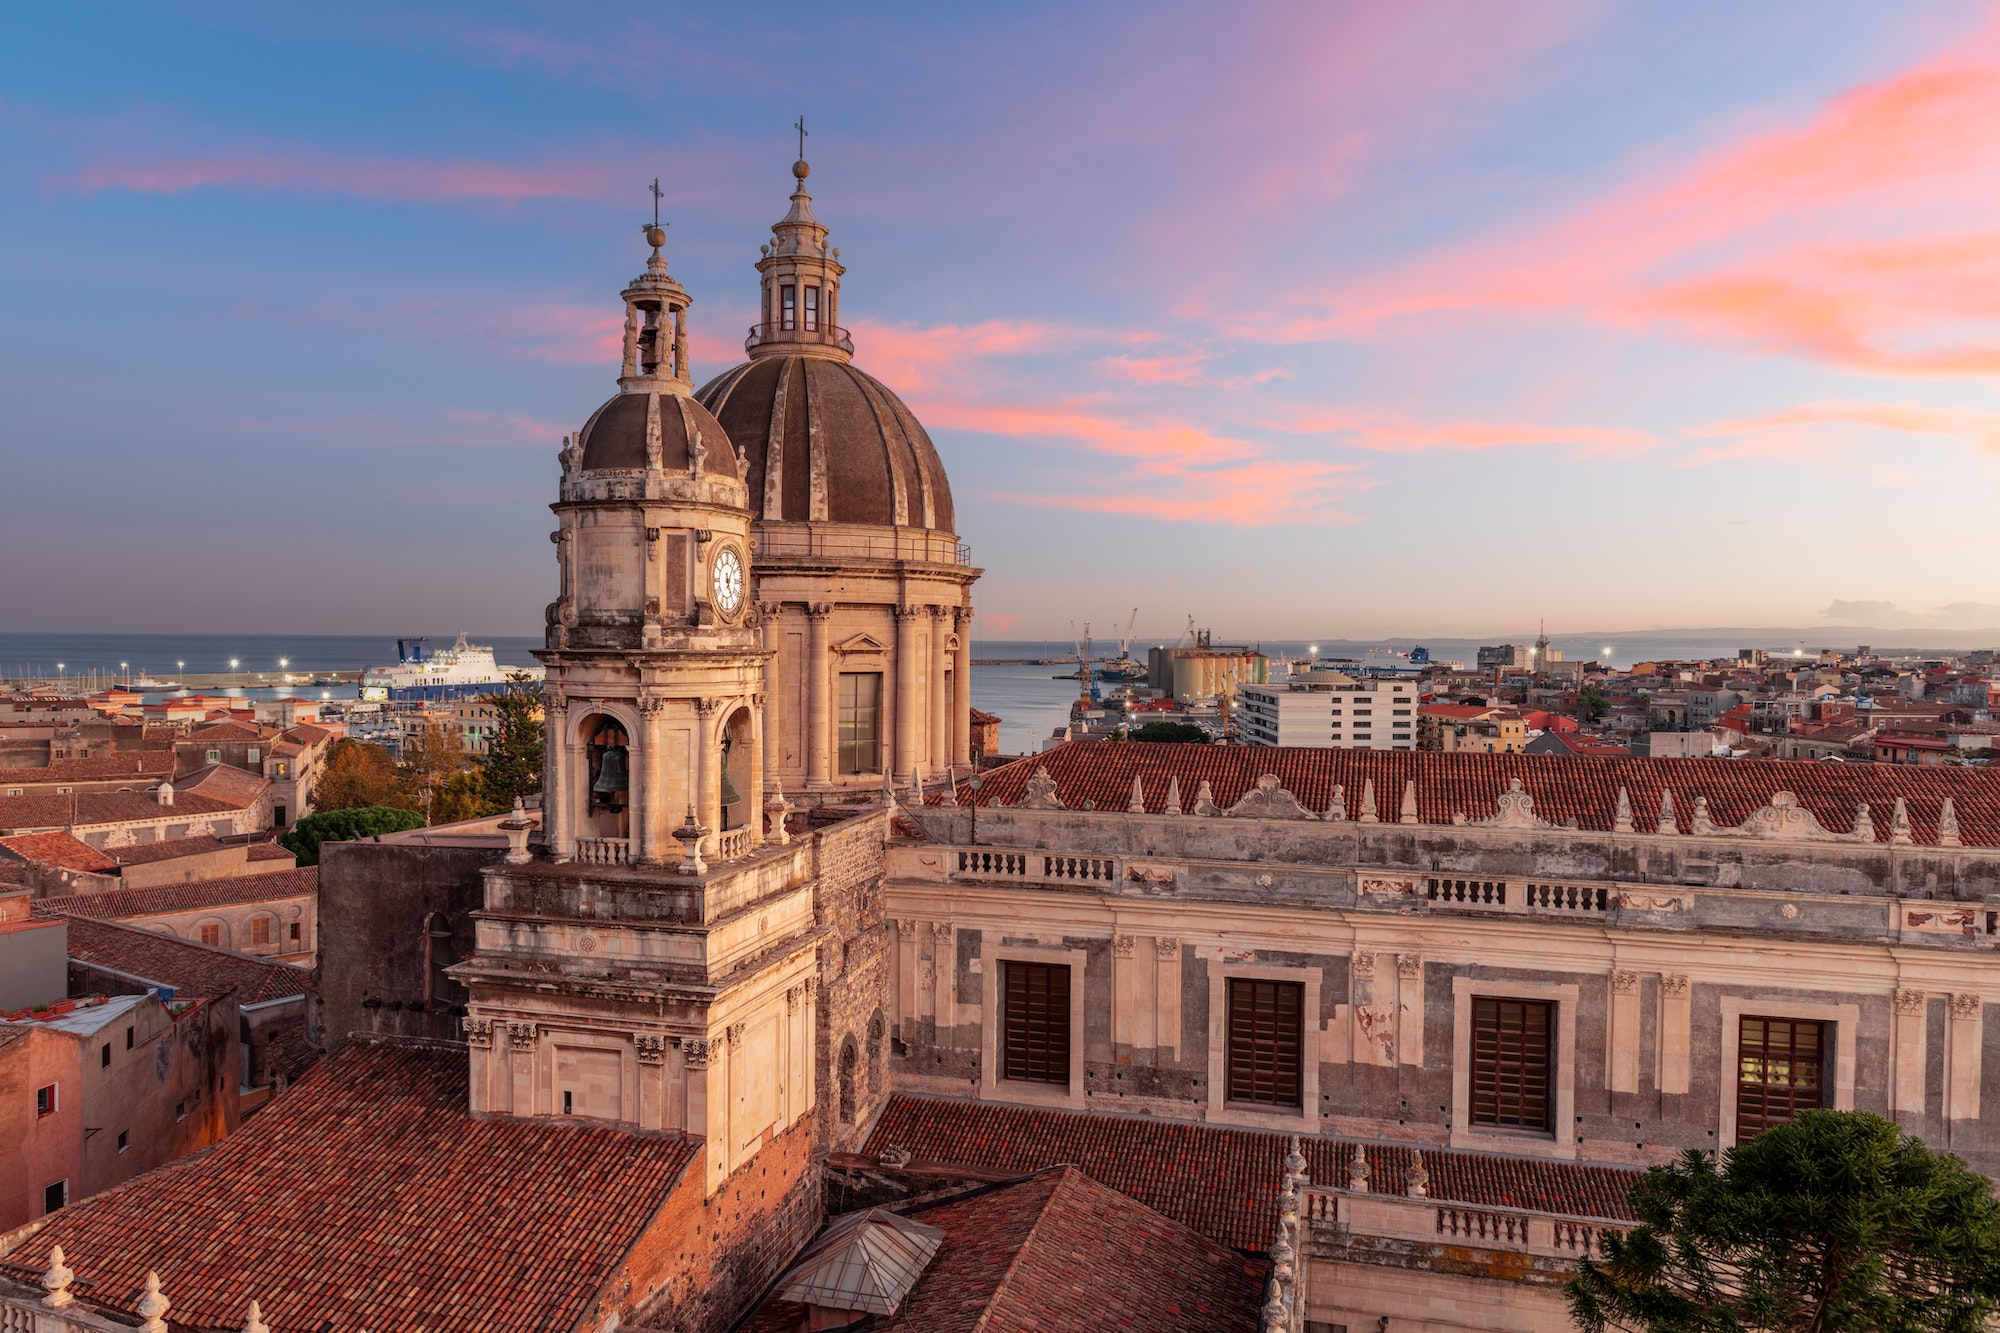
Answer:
(360, 634, 541, 702)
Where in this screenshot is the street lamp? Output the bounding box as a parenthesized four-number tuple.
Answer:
(279, 657, 289, 669)
(229, 658, 240, 670)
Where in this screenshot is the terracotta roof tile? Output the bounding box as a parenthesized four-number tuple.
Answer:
(36, 867, 316, 921)
(0, 1042, 702, 1333)
(91, 833, 239, 866)
(745, 1167, 1264, 1333)
(0, 752, 175, 785)
(0, 787, 247, 831)
(175, 763, 270, 804)
(56, 916, 308, 1004)
(0, 831, 120, 873)
(949, 741, 2000, 845)
(864, 1096, 1639, 1251)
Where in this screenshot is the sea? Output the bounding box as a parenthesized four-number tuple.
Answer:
(3, 629, 1985, 760)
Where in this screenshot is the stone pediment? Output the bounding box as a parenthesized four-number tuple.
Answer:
(1712, 790, 1869, 843)
(1474, 778, 1552, 831)
(833, 632, 890, 655)
(1225, 774, 1318, 821)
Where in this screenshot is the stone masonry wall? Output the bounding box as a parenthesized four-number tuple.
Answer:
(809, 809, 892, 1151)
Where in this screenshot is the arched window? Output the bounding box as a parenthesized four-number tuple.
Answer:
(838, 1038, 858, 1124)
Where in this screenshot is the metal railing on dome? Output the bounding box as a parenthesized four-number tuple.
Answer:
(745, 323, 854, 354)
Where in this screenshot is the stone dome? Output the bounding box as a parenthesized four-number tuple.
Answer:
(695, 357, 954, 533)
(577, 390, 741, 482)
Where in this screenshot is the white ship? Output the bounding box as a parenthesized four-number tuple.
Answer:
(361, 633, 541, 702)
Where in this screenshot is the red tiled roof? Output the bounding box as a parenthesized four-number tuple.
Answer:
(948, 741, 2000, 845)
(36, 867, 316, 921)
(0, 787, 248, 831)
(57, 916, 308, 1004)
(864, 1097, 1640, 1251)
(94, 833, 240, 866)
(0, 752, 175, 785)
(175, 763, 270, 804)
(744, 1168, 1264, 1333)
(0, 831, 120, 873)
(185, 720, 277, 742)
(247, 839, 296, 862)
(0, 1042, 702, 1333)
(968, 707, 1003, 725)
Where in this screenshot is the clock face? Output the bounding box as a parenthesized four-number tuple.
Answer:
(712, 545, 745, 617)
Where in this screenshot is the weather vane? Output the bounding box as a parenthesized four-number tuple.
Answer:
(795, 116, 807, 160)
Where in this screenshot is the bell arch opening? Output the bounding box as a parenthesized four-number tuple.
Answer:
(581, 714, 631, 840)
(719, 706, 755, 831)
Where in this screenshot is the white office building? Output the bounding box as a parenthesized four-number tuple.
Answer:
(1236, 672, 1419, 749)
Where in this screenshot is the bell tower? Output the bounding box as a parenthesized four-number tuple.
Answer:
(745, 121, 850, 364)
(538, 217, 770, 869)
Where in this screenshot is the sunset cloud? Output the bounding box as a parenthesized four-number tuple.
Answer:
(1694, 400, 2000, 456)
(69, 150, 620, 206)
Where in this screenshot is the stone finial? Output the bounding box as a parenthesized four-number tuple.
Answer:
(1193, 779, 1219, 817)
(1657, 788, 1678, 835)
(499, 796, 534, 865)
(1690, 794, 1715, 836)
(1347, 1142, 1371, 1192)
(1613, 786, 1634, 835)
(1019, 765, 1066, 810)
(672, 808, 709, 875)
(1284, 1135, 1308, 1187)
(40, 1245, 74, 1309)
(1358, 778, 1379, 823)
(1260, 1276, 1289, 1331)
(1325, 783, 1346, 821)
(1939, 797, 1962, 848)
(1399, 779, 1418, 825)
(1128, 775, 1147, 813)
(136, 1272, 170, 1333)
(1407, 1149, 1429, 1198)
(1852, 801, 1875, 842)
(939, 768, 959, 807)
(911, 764, 926, 804)
(1164, 775, 1183, 815)
(765, 782, 794, 845)
(243, 1300, 271, 1333)
(1890, 797, 1914, 846)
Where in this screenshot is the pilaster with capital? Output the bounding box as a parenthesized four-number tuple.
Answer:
(952, 606, 973, 766)
(894, 605, 922, 784)
(543, 689, 572, 860)
(1154, 936, 1182, 1059)
(636, 694, 672, 864)
(1893, 988, 1929, 1123)
(929, 604, 951, 772)
(759, 601, 786, 784)
(806, 603, 834, 787)
(1608, 970, 1642, 1093)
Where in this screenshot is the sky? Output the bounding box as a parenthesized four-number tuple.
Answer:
(5, 1, 2000, 642)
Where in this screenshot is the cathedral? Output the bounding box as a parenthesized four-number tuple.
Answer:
(12, 152, 2000, 1333)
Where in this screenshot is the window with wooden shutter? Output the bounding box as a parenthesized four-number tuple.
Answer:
(1227, 978, 1304, 1107)
(1471, 997, 1552, 1132)
(1737, 1016, 1824, 1141)
(1001, 961, 1070, 1085)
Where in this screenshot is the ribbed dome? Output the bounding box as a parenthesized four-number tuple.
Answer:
(577, 390, 741, 482)
(695, 357, 954, 532)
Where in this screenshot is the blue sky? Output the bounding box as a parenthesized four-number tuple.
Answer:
(5, 2, 2000, 642)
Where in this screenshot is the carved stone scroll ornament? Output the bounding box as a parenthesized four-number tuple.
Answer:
(1894, 988, 1927, 1014)
(634, 1034, 667, 1065)
(1611, 970, 1640, 995)
(507, 1022, 537, 1050)
(1619, 890, 1686, 913)
(1951, 993, 1982, 1018)
(1224, 773, 1318, 821)
(682, 1038, 711, 1069)
(1397, 953, 1423, 979)
(1476, 778, 1552, 831)
(1713, 790, 1859, 843)
(1661, 973, 1690, 998)
(1351, 949, 1377, 980)
(462, 1017, 493, 1048)
(1018, 766, 1066, 810)
(1357, 875, 1419, 898)
(1113, 935, 1137, 958)
(1157, 937, 1181, 961)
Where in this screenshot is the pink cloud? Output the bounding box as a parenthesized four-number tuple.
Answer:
(1267, 408, 1653, 457)
(1273, 14, 2000, 378)
(1694, 400, 2000, 456)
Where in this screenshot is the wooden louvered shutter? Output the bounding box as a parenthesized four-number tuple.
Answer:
(1227, 979, 1304, 1106)
(1002, 961, 1070, 1085)
(1471, 998, 1553, 1131)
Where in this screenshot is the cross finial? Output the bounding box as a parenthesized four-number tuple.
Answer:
(649, 178, 663, 227)
(795, 115, 808, 160)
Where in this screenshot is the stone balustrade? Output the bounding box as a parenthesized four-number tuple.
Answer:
(714, 826, 752, 862)
(573, 836, 631, 867)
(1426, 876, 1612, 916)
(947, 847, 1119, 887)
(1304, 1186, 1625, 1259)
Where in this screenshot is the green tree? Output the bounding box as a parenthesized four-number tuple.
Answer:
(399, 720, 496, 824)
(310, 740, 414, 815)
(279, 805, 425, 865)
(478, 678, 544, 811)
(1579, 684, 1611, 721)
(1567, 1110, 2000, 1333)
(1129, 720, 1211, 743)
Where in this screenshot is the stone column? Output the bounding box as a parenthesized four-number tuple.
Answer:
(1893, 988, 1928, 1125)
(929, 606, 951, 773)
(953, 607, 973, 767)
(806, 604, 833, 788)
(895, 606, 921, 783)
(760, 603, 784, 788)
(1155, 937, 1182, 1060)
(1948, 993, 1983, 1127)
(1657, 974, 1691, 1095)
(636, 697, 669, 864)
(694, 698, 717, 854)
(544, 692, 571, 860)
(1113, 935, 1138, 1057)
(1608, 970, 1640, 1094)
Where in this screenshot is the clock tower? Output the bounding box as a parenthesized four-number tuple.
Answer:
(539, 219, 769, 868)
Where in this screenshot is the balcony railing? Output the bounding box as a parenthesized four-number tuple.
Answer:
(715, 826, 753, 862)
(573, 837, 630, 867)
(745, 322, 854, 354)
(950, 847, 1120, 886)
(1304, 1186, 1626, 1259)
(1425, 876, 1611, 916)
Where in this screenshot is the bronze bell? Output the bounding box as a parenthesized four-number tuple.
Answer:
(592, 745, 630, 794)
(718, 745, 741, 808)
